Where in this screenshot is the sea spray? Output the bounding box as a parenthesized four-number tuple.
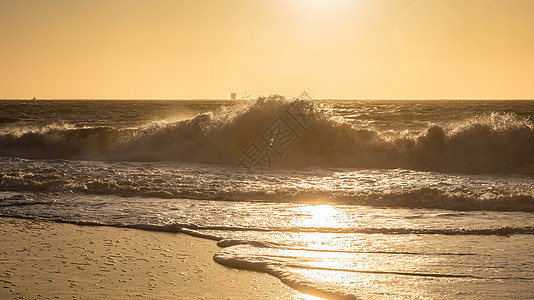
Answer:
(1, 96, 534, 174)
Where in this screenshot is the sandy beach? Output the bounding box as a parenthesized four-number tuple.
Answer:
(0, 217, 312, 300)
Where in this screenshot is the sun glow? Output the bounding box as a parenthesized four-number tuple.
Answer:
(304, 0, 339, 7)
(288, 0, 351, 11)
(293, 204, 344, 229)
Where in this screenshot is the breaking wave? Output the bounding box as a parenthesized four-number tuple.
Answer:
(1, 95, 533, 174)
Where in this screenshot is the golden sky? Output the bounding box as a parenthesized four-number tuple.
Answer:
(1, 0, 533, 99)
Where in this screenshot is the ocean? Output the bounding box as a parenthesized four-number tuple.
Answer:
(1, 96, 533, 299)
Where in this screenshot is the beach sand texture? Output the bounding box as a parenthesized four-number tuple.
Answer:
(0, 217, 311, 299)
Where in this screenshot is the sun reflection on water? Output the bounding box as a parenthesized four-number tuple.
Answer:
(292, 204, 345, 229)
(286, 204, 364, 296)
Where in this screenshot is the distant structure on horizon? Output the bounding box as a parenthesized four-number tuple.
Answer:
(230, 93, 237, 100)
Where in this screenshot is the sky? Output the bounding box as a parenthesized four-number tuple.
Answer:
(1, 0, 533, 99)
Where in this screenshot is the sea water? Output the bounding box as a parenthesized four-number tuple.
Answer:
(1, 97, 533, 299)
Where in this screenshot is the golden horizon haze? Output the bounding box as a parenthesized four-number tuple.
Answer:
(1, 0, 534, 100)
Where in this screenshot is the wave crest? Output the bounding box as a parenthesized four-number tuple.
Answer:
(1, 96, 533, 174)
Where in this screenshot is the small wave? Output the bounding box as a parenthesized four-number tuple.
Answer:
(212, 187, 534, 212)
(1, 95, 534, 174)
(4, 215, 532, 239)
(185, 224, 534, 236)
(47, 219, 534, 236)
(0, 194, 48, 207)
(0, 117, 18, 124)
(213, 242, 534, 299)
(281, 263, 482, 279)
(348, 188, 534, 212)
(213, 250, 359, 300)
(216, 239, 479, 256)
(1, 166, 533, 211)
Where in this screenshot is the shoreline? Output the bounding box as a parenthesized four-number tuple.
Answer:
(0, 217, 313, 299)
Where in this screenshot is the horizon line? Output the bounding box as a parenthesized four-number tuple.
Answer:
(1, 97, 534, 101)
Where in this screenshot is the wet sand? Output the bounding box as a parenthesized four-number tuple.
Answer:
(0, 217, 313, 299)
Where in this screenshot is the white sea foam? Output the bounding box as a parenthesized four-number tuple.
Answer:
(1, 157, 533, 212)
